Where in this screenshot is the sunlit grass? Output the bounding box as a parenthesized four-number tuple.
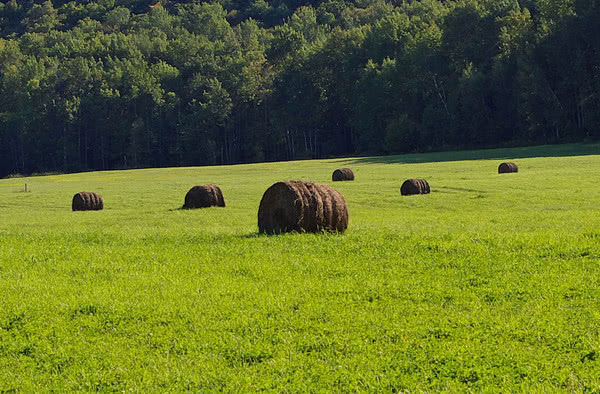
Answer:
(1, 143, 600, 391)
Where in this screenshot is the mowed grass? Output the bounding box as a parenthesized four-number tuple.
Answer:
(1, 143, 600, 391)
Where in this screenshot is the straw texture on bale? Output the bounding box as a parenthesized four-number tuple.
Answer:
(332, 168, 355, 182)
(498, 162, 518, 173)
(183, 185, 226, 209)
(258, 181, 348, 234)
(401, 179, 430, 196)
(72, 192, 104, 211)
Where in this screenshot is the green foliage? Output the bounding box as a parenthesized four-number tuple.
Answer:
(0, 0, 600, 177)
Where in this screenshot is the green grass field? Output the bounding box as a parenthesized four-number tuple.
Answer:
(1, 143, 600, 391)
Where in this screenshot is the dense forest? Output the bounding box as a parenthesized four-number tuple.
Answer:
(0, 0, 598, 177)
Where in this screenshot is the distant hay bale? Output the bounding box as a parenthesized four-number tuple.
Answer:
(258, 181, 348, 234)
(401, 179, 430, 196)
(498, 162, 518, 174)
(332, 168, 355, 182)
(183, 185, 226, 209)
(72, 192, 104, 211)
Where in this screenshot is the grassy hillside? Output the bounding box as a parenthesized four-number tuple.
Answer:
(1, 143, 600, 391)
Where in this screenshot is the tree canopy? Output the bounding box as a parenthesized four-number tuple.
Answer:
(0, 0, 598, 177)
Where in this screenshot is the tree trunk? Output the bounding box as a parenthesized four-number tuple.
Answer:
(101, 135, 106, 170)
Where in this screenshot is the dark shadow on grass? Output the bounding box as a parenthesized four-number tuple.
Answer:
(345, 143, 600, 165)
(170, 206, 227, 212)
(436, 186, 488, 194)
(238, 230, 347, 239)
(239, 231, 296, 238)
(239, 232, 263, 239)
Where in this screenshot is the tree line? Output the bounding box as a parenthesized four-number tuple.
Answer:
(0, 0, 598, 177)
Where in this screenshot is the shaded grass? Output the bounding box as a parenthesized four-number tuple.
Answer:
(1, 143, 600, 391)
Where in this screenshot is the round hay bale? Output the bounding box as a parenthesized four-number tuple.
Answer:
(183, 185, 226, 209)
(258, 181, 348, 234)
(72, 192, 104, 211)
(332, 168, 355, 182)
(401, 179, 430, 196)
(498, 162, 518, 174)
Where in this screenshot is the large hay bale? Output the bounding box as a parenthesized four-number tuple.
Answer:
(72, 192, 104, 211)
(258, 181, 348, 234)
(498, 162, 518, 174)
(183, 185, 226, 209)
(401, 179, 430, 196)
(332, 168, 355, 182)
